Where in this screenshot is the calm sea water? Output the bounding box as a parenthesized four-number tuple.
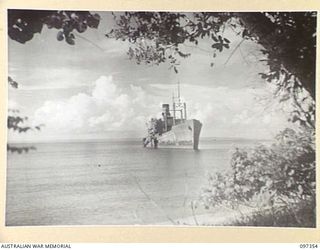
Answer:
(6, 138, 264, 226)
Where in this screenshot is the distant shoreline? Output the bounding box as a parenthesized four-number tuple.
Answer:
(7, 136, 272, 145)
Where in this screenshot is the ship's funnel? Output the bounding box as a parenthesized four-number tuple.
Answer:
(162, 104, 170, 116)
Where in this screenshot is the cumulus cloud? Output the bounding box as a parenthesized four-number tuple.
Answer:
(32, 75, 160, 134)
(28, 76, 291, 140)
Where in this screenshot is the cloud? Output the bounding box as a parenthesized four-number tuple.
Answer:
(32, 75, 161, 134)
(8, 100, 20, 110)
(232, 110, 253, 125)
(10, 75, 291, 142)
(149, 83, 290, 138)
(9, 67, 94, 91)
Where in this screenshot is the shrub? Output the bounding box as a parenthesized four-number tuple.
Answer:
(199, 128, 315, 227)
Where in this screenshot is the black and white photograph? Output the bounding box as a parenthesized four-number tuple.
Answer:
(6, 10, 316, 227)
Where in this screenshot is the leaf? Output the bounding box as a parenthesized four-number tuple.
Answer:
(291, 115, 299, 123)
(211, 34, 218, 42)
(76, 22, 87, 33)
(56, 31, 64, 41)
(177, 51, 190, 58)
(279, 95, 291, 102)
(242, 29, 249, 38)
(87, 14, 100, 28)
(259, 73, 268, 79)
(66, 36, 75, 45)
(8, 77, 18, 88)
(223, 37, 230, 43)
(211, 43, 221, 50)
(31, 21, 43, 34)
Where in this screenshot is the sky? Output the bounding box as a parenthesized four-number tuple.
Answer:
(8, 11, 292, 142)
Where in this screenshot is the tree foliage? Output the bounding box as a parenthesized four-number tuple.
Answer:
(8, 10, 100, 45)
(8, 10, 316, 102)
(107, 12, 232, 72)
(238, 12, 316, 100)
(7, 92, 44, 153)
(107, 12, 316, 101)
(106, 11, 316, 130)
(7, 10, 100, 152)
(7, 77, 37, 153)
(199, 128, 315, 226)
(7, 10, 317, 225)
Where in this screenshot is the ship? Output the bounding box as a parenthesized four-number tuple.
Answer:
(143, 83, 202, 150)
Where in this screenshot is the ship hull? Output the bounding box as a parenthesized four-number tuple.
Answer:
(155, 119, 202, 150)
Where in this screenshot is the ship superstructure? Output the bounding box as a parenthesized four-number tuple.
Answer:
(143, 83, 202, 150)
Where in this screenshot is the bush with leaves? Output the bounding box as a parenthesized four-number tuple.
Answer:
(7, 78, 44, 153)
(200, 128, 315, 227)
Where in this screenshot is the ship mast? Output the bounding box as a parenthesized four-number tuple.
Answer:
(172, 80, 187, 121)
(177, 81, 187, 120)
(178, 81, 183, 120)
(172, 92, 176, 126)
(178, 80, 181, 103)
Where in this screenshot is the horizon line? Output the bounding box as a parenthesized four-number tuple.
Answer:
(7, 136, 272, 144)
